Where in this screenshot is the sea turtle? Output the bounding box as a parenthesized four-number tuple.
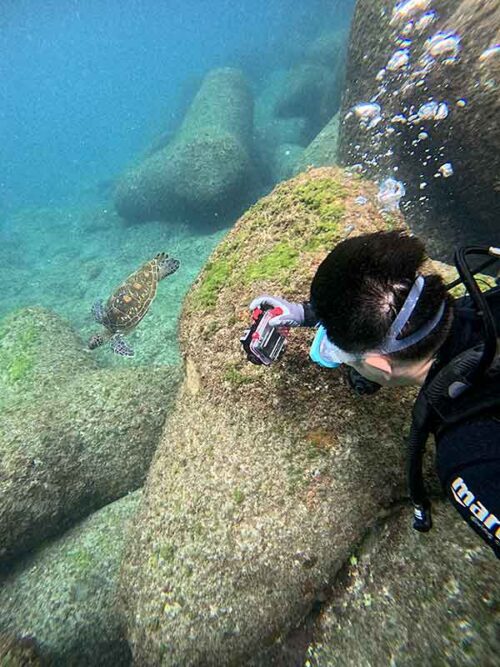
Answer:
(87, 252, 180, 356)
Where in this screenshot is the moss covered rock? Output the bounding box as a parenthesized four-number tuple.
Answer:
(0, 307, 96, 410)
(0, 492, 141, 666)
(0, 307, 181, 562)
(117, 167, 429, 664)
(0, 634, 43, 666)
(306, 501, 500, 666)
(117, 167, 497, 665)
(115, 68, 256, 225)
(118, 166, 498, 665)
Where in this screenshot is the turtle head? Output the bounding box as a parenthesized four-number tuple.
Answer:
(88, 333, 106, 350)
(157, 253, 180, 279)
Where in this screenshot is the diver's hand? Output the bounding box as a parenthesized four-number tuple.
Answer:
(249, 295, 305, 327)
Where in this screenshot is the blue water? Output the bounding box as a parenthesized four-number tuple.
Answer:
(0, 0, 355, 369)
(0, 0, 352, 211)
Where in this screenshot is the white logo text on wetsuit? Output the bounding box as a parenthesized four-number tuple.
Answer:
(451, 477, 500, 541)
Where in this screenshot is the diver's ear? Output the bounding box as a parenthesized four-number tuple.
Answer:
(363, 354, 392, 375)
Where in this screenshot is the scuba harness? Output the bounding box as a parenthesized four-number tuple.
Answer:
(409, 245, 500, 532)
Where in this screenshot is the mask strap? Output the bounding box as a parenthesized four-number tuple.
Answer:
(380, 275, 445, 354)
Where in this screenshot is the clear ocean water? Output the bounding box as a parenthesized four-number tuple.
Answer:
(1, 0, 498, 664)
(0, 0, 355, 366)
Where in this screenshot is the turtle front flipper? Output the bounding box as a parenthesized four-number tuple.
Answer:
(110, 334, 134, 357)
(91, 299, 106, 324)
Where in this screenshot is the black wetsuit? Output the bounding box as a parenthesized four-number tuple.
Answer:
(429, 290, 500, 558)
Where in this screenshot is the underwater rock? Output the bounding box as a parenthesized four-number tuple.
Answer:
(118, 167, 497, 665)
(0, 492, 140, 666)
(270, 143, 304, 183)
(339, 0, 500, 251)
(115, 68, 256, 225)
(0, 307, 180, 562)
(275, 62, 341, 138)
(306, 501, 500, 665)
(0, 634, 43, 666)
(118, 166, 442, 664)
(253, 70, 311, 184)
(295, 113, 340, 172)
(306, 30, 349, 69)
(272, 30, 347, 143)
(0, 306, 97, 410)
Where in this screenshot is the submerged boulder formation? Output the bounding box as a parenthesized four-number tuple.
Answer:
(295, 113, 340, 172)
(254, 30, 347, 186)
(0, 307, 180, 562)
(338, 0, 500, 252)
(117, 167, 497, 664)
(115, 68, 257, 225)
(306, 501, 499, 666)
(0, 492, 140, 666)
(275, 30, 347, 139)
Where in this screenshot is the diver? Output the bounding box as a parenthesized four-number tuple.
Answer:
(249, 230, 500, 558)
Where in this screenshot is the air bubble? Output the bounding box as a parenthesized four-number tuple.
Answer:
(391, 0, 431, 25)
(352, 102, 382, 129)
(479, 44, 500, 62)
(425, 31, 461, 62)
(438, 162, 454, 177)
(377, 177, 406, 212)
(415, 11, 436, 32)
(387, 49, 410, 71)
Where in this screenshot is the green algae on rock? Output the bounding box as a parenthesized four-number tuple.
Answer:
(0, 307, 181, 563)
(0, 306, 97, 410)
(118, 167, 433, 665)
(306, 501, 500, 666)
(0, 492, 141, 667)
(190, 170, 348, 311)
(118, 167, 499, 665)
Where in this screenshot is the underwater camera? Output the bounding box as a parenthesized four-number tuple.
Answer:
(241, 305, 289, 365)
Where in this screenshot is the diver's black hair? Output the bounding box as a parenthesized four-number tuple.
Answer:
(310, 230, 454, 361)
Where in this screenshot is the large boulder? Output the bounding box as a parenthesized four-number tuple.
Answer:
(115, 68, 257, 225)
(253, 70, 310, 185)
(118, 167, 498, 665)
(0, 307, 180, 562)
(338, 0, 500, 254)
(0, 492, 141, 666)
(0, 306, 96, 410)
(118, 167, 491, 665)
(275, 30, 347, 135)
(295, 113, 340, 172)
(305, 501, 500, 666)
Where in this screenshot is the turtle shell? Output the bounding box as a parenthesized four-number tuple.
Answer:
(101, 253, 165, 333)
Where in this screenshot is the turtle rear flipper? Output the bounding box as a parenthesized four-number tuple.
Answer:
(91, 299, 106, 324)
(110, 334, 134, 357)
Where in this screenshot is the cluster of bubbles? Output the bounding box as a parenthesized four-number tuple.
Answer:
(344, 0, 498, 214)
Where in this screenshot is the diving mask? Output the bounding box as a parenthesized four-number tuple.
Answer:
(310, 275, 446, 368)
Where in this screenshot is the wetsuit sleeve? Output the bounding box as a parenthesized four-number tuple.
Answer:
(435, 417, 500, 559)
(302, 301, 318, 327)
